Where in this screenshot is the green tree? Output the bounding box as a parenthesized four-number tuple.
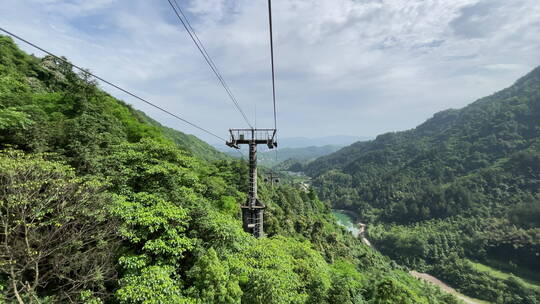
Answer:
(116, 265, 191, 304)
(328, 259, 366, 304)
(370, 277, 427, 304)
(0, 150, 118, 303)
(187, 248, 242, 304)
(111, 192, 194, 303)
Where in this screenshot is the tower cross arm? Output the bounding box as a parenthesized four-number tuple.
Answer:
(226, 128, 277, 149)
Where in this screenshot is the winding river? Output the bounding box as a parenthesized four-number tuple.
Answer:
(332, 210, 371, 246)
(332, 210, 360, 237)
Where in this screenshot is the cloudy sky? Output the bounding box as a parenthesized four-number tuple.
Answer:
(2, 0, 540, 144)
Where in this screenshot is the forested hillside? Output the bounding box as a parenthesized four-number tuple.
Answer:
(138, 112, 228, 162)
(307, 67, 540, 303)
(0, 36, 461, 303)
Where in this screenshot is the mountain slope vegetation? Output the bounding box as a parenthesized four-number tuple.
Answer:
(307, 67, 540, 303)
(138, 112, 228, 162)
(0, 35, 461, 303)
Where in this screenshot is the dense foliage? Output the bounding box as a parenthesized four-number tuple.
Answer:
(307, 66, 540, 302)
(0, 36, 459, 303)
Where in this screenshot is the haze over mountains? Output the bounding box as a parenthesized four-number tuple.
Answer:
(276, 135, 370, 149)
(212, 135, 367, 150)
(212, 134, 370, 167)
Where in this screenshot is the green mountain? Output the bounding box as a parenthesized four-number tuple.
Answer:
(0, 36, 461, 303)
(307, 67, 540, 303)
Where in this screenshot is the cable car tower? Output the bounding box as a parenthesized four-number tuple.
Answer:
(226, 0, 278, 238)
(264, 171, 280, 187)
(227, 128, 277, 238)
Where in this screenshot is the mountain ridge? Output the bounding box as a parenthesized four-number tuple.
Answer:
(308, 65, 540, 177)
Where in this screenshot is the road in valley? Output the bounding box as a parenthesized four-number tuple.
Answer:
(409, 271, 486, 304)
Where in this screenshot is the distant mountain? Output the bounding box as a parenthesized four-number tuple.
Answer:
(213, 135, 370, 168)
(257, 145, 343, 168)
(277, 135, 370, 149)
(211, 135, 369, 152)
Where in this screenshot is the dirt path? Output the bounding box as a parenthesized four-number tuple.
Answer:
(409, 271, 484, 304)
(358, 223, 485, 304)
(358, 223, 372, 247)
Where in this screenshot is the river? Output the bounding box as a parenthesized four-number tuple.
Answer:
(332, 210, 371, 246)
(332, 209, 360, 237)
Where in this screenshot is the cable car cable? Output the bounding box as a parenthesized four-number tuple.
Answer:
(167, 0, 253, 129)
(267, 0, 277, 131)
(0, 27, 228, 143)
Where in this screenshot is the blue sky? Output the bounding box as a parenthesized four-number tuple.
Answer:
(2, 0, 540, 144)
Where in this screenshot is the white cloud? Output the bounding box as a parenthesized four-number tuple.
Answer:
(1, 0, 540, 143)
(35, 0, 116, 16)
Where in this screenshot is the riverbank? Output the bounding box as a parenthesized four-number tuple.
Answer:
(357, 223, 372, 247)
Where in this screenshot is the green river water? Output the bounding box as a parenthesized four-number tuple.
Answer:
(332, 210, 360, 237)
